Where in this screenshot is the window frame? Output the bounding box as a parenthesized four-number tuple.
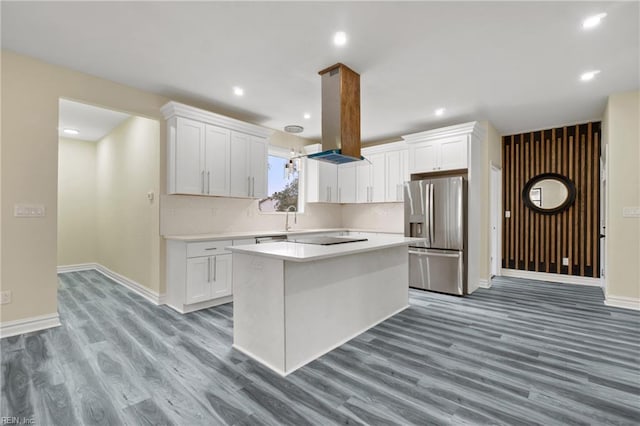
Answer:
(258, 145, 305, 214)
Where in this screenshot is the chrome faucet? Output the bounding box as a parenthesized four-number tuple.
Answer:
(285, 205, 297, 231)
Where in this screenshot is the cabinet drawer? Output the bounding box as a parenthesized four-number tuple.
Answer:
(187, 240, 232, 257)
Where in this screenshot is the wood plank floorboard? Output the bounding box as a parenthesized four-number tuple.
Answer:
(2, 271, 639, 425)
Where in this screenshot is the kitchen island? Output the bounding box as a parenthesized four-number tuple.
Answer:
(227, 235, 416, 375)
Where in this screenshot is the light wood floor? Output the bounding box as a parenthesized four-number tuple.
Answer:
(2, 271, 639, 425)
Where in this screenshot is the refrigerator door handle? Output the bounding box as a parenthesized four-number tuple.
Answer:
(429, 183, 435, 244)
(409, 250, 460, 258)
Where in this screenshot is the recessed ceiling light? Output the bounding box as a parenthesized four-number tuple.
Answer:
(233, 86, 244, 96)
(580, 70, 600, 81)
(333, 31, 347, 46)
(435, 108, 446, 117)
(583, 13, 607, 29)
(303, 113, 311, 120)
(63, 128, 79, 135)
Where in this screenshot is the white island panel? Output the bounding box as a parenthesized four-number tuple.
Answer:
(284, 245, 408, 373)
(232, 253, 286, 374)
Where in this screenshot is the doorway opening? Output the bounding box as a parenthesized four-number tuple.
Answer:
(490, 164, 502, 279)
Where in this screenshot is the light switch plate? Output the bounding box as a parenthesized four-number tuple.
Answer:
(14, 204, 45, 217)
(623, 206, 640, 218)
(562, 257, 570, 266)
(505, 211, 511, 218)
(0, 291, 11, 305)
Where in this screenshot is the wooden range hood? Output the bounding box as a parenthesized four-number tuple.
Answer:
(307, 63, 364, 164)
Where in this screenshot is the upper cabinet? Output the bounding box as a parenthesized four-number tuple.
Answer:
(229, 132, 267, 198)
(162, 102, 272, 198)
(403, 123, 479, 175)
(337, 163, 357, 203)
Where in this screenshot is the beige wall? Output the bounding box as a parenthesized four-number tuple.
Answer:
(479, 122, 501, 282)
(341, 203, 404, 233)
(96, 116, 161, 292)
(57, 138, 97, 265)
(603, 90, 640, 302)
(1, 50, 168, 323)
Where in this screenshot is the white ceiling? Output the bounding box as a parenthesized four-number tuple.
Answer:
(3, 2, 638, 142)
(58, 99, 130, 142)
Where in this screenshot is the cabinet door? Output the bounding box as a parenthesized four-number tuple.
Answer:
(249, 137, 268, 198)
(229, 132, 250, 197)
(411, 142, 438, 173)
(356, 161, 371, 203)
(385, 151, 405, 202)
(337, 164, 357, 203)
(204, 125, 231, 196)
(369, 153, 386, 203)
(304, 157, 320, 203)
(439, 136, 468, 170)
(211, 254, 232, 298)
(318, 162, 338, 202)
(175, 117, 205, 194)
(186, 257, 212, 304)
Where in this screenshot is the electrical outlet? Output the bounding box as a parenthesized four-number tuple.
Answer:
(623, 206, 640, 217)
(505, 211, 511, 218)
(562, 257, 569, 266)
(14, 204, 45, 217)
(0, 291, 12, 305)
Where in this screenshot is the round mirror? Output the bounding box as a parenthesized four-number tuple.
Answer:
(522, 173, 576, 215)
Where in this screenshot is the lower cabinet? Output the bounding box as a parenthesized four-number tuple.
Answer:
(167, 239, 234, 313)
(185, 254, 232, 305)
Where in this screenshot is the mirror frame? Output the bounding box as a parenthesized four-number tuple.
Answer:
(522, 172, 576, 215)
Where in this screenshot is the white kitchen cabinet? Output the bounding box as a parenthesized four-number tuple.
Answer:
(170, 117, 232, 196)
(305, 145, 338, 203)
(356, 161, 372, 203)
(337, 164, 357, 203)
(408, 135, 468, 174)
(167, 239, 234, 313)
(162, 101, 272, 198)
(230, 131, 268, 198)
(369, 153, 386, 203)
(385, 149, 409, 202)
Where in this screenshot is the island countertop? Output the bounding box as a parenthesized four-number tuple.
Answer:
(226, 234, 419, 262)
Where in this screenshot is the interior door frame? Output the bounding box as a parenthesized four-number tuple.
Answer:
(490, 163, 502, 278)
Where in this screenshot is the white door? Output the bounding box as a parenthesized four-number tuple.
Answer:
(175, 117, 205, 194)
(600, 153, 607, 288)
(490, 166, 502, 277)
(318, 162, 337, 202)
(337, 164, 357, 203)
(440, 136, 468, 170)
(249, 137, 268, 198)
(211, 254, 232, 298)
(229, 132, 250, 197)
(356, 161, 371, 203)
(186, 256, 211, 304)
(204, 125, 230, 196)
(385, 151, 405, 202)
(369, 153, 386, 202)
(411, 143, 438, 173)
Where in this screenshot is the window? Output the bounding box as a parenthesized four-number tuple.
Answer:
(259, 148, 302, 212)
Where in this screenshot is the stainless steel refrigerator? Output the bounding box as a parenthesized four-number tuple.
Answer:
(404, 177, 467, 295)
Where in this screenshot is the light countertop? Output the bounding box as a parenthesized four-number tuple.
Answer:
(164, 228, 402, 242)
(226, 235, 419, 262)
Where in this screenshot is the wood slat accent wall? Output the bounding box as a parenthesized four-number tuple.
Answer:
(502, 122, 601, 277)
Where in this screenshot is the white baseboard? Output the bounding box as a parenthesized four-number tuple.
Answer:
(56, 263, 98, 273)
(478, 279, 492, 289)
(500, 269, 602, 287)
(0, 313, 61, 338)
(57, 263, 166, 305)
(605, 295, 640, 311)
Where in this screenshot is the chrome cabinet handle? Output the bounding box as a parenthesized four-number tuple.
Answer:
(213, 257, 217, 281)
(248, 176, 251, 197)
(252, 176, 255, 197)
(205, 247, 217, 251)
(339, 187, 342, 203)
(201, 171, 205, 194)
(207, 257, 211, 282)
(207, 171, 211, 194)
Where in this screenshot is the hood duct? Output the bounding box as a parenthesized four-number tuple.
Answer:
(308, 63, 364, 164)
